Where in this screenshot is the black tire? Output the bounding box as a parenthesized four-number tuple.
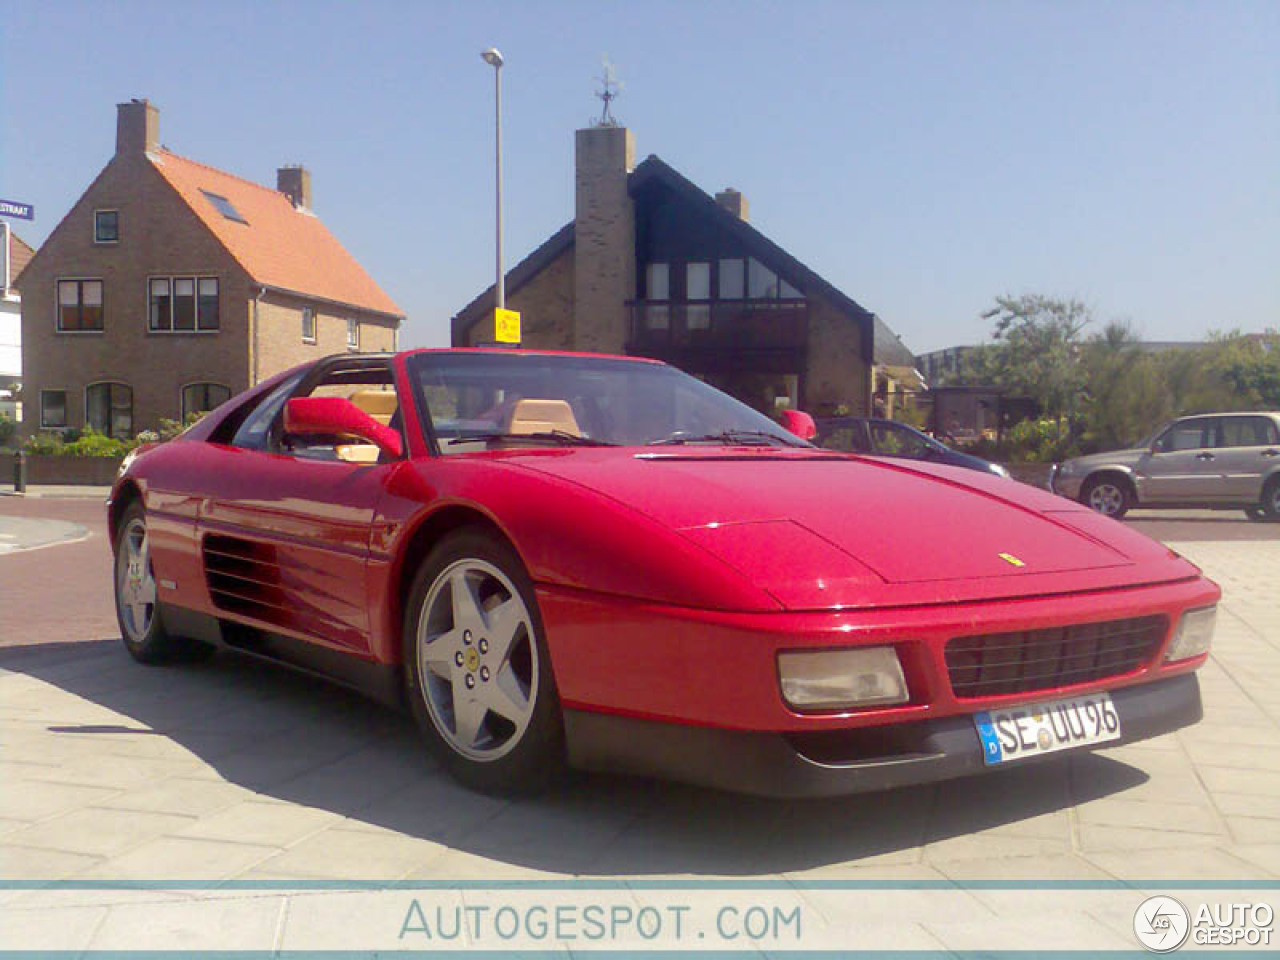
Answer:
(402, 527, 565, 793)
(1262, 477, 1280, 521)
(113, 502, 214, 664)
(1080, 474, 1132, 519)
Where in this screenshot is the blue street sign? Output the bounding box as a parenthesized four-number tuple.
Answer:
(0, 199, 34, 221)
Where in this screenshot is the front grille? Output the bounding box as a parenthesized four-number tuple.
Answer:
(945, 615, 1167, 699)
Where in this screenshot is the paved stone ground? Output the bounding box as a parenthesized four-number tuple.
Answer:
(0, 504, 1276, 951)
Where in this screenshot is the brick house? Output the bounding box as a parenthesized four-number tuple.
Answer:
(453, 125, 906, 417)
(18, 99, 403, 438)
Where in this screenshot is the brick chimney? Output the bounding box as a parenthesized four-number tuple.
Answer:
(116, 99, 159, 155)
(277, 165, 312, 209)
(715, 188, 749, 222)
(573, 125, 636, 353)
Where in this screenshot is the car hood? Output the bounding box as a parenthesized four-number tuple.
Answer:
(1062, 448, 1147, 470)
(504, 448, 1198, 611)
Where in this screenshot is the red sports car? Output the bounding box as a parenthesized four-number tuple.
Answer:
(109, 349, 1218, 796)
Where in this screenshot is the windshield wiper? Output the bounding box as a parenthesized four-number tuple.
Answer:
(648, 430, 805, 448)
(445, 431, 615, 447)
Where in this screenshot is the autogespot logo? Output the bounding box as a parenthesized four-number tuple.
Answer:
(1134, 896, 1191, 953)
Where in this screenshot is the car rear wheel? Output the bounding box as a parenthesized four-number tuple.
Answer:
(113, 503, 213, 664)
(1262, 477, 1280, 521)
(1081, 475, 1132, 519)
(403, 528, 564, 792)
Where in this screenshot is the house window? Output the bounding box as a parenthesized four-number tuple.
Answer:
(86, 382, 133, 439)
(197, 278, 220, 330)
(173, 278, 196, 330)
(182, 382, 231, 420)
(347, 317, 359, 349)
(686, 262, 711, 331)
(57, 279, 104, 332)
(302, 307, 317, 343)
(40, 390, 68, 428)
(149, 279, 171, 330)
(719, 258, 745, 299)
(748, 258, 779, 299)
(150, 276, 219, 332)
(94, 210, 119, 244)
(644, 262, 670, 331)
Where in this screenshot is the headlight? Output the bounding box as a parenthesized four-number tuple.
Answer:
(1165, 606, 1216, 662)
(778, 646, 909, 710)
(1056, 460, 1077, 477)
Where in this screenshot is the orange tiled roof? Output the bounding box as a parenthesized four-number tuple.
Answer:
(150, 150, 402, 318)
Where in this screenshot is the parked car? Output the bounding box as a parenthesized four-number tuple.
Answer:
(1051, 411, 1280, 520)
(110, 349, 1217, 797)
(814, 416, 1009, 478)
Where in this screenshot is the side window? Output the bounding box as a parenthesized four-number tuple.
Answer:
(870, 423, 932, 458)
(280, 361, 400, 463)
(1218, 416, 1279, 448)
(1155, 420, 1208, 453)
(230, 373, 306, 451)
(817, 421, 868, 453)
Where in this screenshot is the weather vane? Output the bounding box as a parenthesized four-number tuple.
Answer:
(593, 55, 623, 127)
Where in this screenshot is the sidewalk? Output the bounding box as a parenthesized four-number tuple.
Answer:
(0, 537, 1277, 951)
(0, 483, 113, 499)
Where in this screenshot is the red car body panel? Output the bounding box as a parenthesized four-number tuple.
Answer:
(109, 349, 1218, 794)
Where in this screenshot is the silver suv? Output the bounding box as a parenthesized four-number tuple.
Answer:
(1050, 411, 1280, 520)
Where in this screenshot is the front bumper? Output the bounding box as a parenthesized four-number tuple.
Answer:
(564, 674, 1202, 798)
(1049, 465, 1084, 500)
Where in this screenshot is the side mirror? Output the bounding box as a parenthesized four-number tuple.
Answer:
(283, 397, 403, 459)
(779, 409, 818, 441)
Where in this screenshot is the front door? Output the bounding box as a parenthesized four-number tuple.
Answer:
(194, 358, 403, 654)
(1138, 418, 1221, 502)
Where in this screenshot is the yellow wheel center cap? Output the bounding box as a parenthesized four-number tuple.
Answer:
(465, 647, 480, 672)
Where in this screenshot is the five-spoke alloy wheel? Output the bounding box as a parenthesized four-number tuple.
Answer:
(1081, 475, 1132, 519)
(403, 528, 563, 792)
(113, 502, 211, 663)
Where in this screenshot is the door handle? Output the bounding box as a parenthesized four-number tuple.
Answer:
(1196, 452, 1215, 461)
(1263, 449, 1280, 458)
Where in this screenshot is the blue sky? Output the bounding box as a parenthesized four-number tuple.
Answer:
(2, 0, 1276, 353)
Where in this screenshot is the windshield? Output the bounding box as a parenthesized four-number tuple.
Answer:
(407, 352, 807, 453)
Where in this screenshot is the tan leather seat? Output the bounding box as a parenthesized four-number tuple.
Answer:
(348, 389, 397, 426)
(506, 399, 581, 437)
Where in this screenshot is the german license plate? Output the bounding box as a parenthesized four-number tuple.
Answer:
(974, 693, 1120, 765)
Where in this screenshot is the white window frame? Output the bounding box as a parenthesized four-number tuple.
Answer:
(147, 275, 220, 334)
(302, 306, 317, 344)
(40, 389, 69, 429)
(93, 209, 120, 245)
(346, 317, 360, 349)
(55, 277, 105, 334)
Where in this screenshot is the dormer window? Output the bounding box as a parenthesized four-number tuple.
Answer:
(200, 190, 248, 224)
(94, 210, 119, 244)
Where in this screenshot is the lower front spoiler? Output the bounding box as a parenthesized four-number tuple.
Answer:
(564, 674, 1202, 798)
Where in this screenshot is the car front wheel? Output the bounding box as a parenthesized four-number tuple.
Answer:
(113, 503, 212, 663)
(1081, 475, 1132, 519)
(403, 528, 564, 792)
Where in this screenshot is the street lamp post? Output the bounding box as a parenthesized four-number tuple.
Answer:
(481, 47, 504, 313)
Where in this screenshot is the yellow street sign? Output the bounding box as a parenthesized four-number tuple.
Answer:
(495, 308, 521, 344)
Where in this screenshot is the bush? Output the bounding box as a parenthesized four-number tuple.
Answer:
(0, 412, 16, 449)
(23, 428, 137, 457)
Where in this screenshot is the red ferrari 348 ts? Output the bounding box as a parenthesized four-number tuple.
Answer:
(109, 349, 1218, 796)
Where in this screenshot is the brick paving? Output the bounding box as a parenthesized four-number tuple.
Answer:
(0, 498, 1277, 951)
